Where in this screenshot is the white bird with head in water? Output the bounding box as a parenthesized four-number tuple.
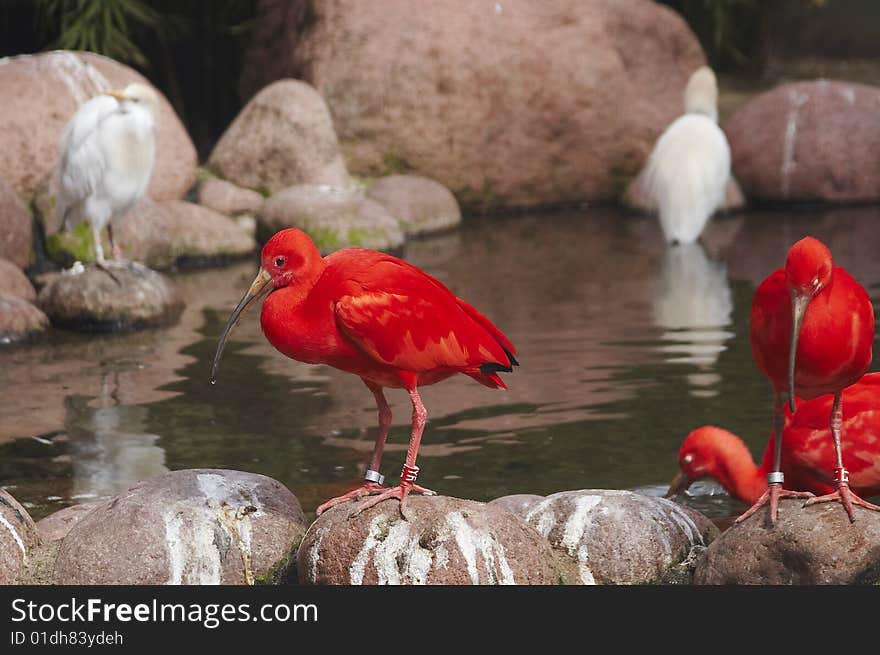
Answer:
(644, 66, 731, 245)
(56, 82, 159, 266)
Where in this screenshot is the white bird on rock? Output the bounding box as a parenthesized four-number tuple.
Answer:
(57, 82, 159, 265)
(644, 66, 731, 245)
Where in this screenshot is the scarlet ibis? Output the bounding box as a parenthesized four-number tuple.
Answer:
(745, 236, 878, 523)
(211, 228, 518, 515)
(666, 373, 880, 504)
(643, 66, 731, 244)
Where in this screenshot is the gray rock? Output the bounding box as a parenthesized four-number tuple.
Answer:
(0, 258, 36, 302)
(209, 79, 350, 194)
(0, 176, 32, 269)
(41, 198, 257, 270)
(0, 292, 49, 345)
(35, 502, 104, 543)
(0, 489, 40, 584)
(37, 264, 183, 333)
(517, 489, 718, 584)
(297, 496, 561, 585)
(53, 469, 309, 585)
(694, 498, 880, 584)
(487, 494, 545, 516)
(260, 185, 405, 253)
(197, 178, 265, 216)
(366, 175, 462, 236)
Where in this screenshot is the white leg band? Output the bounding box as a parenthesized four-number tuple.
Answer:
(365, 469, 385, 485)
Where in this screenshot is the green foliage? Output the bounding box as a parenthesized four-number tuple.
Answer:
(36, 0, 164, 68)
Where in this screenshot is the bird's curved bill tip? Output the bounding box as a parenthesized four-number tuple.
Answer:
(103, 90, 127, 101)
(664, 469, 692, 499)
(210, 267, 273, 384)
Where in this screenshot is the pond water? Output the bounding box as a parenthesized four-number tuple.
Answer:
(3, 204, 880, 523)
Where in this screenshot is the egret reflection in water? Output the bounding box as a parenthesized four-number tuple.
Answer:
(68, 371, 168, 502)
(650, 241, 734, 398)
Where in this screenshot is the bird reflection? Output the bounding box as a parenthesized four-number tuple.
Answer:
(68, 371, 168, 501)
(651, 242, 734, 397)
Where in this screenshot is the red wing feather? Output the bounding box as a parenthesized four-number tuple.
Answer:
(332, 258, 514, 376)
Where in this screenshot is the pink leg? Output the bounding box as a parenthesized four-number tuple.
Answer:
(804, 390, 880, 522)
(736, 391, 813, 525)
(350, 384, 435, 518)
(316, 381, 394, 515)
(108, 223, 124, 261)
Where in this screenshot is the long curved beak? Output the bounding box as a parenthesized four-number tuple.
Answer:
(211, 267, 273, 384)
(103, 90, 127, 101)
(665, 469, 693, 498)
(788, 292, 810, 413)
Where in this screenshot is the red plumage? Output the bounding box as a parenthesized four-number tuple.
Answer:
(213, 228, 518, 515)
(740, 235, 879, 523)
(669, 373, 880, 505)
(750, 268, 873, 400)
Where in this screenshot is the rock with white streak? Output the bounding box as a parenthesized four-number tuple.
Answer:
(0, 489, 40, 584)
(509, 489, 718, 584)
(724, 80, 880, 203)
(52, 469, 308, 585)
(297, 496, 561, 585)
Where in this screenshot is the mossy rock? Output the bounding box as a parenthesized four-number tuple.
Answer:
(258, 184, 404, 253)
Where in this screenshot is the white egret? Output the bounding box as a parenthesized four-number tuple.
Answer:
(644, 66, 731, 245)
(57, 82, 159, 265)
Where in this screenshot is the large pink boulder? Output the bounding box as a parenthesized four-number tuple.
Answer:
(725, 80, 880, 203)
(241, 0, 705, 210)
(0, 176, 33, 269)
(0, 50, 197, 202)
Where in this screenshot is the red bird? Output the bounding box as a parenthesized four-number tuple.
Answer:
(211, 228, 518, 515)
(745, 236, 878, 523)
(666, 373, 880, 504)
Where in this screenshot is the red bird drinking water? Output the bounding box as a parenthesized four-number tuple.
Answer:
(666, 373, 880, 504)
(744, 236, 879, 523)
(211, 228, 518, 515)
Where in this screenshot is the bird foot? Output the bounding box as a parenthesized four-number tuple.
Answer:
(348, 482, 436, 520)
(315, 482, 389, 515)
(803, 481, 880, 523)
(734, 482, 814, 525)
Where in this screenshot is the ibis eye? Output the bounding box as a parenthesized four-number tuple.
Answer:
(682, 454, 694, 465)
(274, 257, 285, 268)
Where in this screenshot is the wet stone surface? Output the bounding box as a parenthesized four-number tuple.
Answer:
(298, 495, 561, 585)
(53, 469, 309, 585)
